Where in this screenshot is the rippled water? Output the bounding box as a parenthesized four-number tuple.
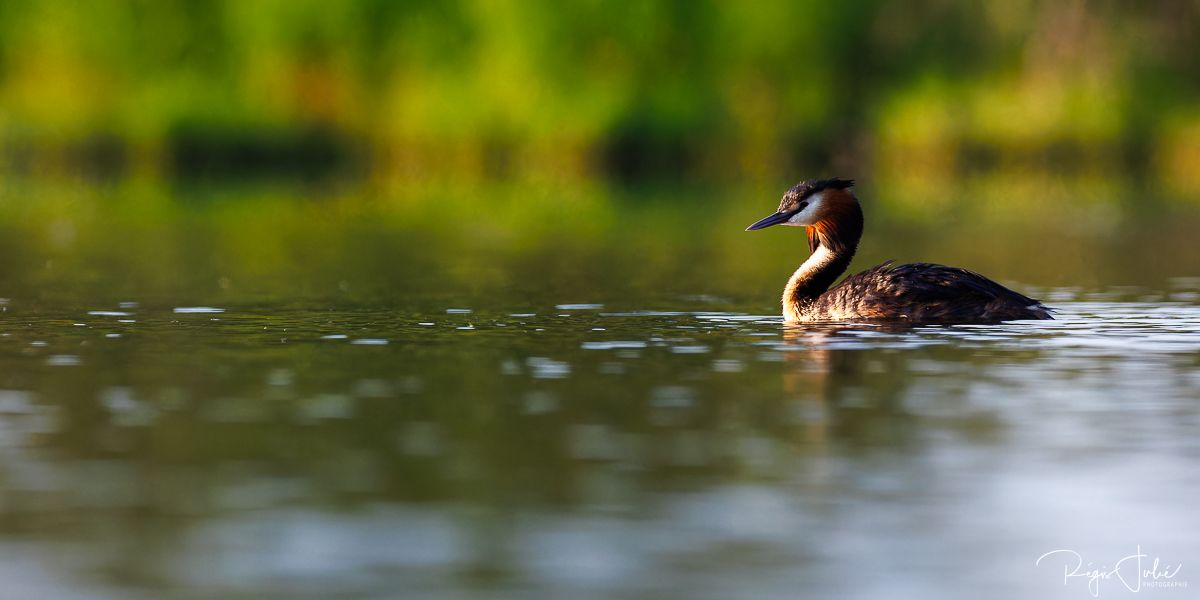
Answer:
(2, 288, 1199, 599)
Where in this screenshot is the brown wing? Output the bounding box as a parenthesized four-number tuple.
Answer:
(818, 262, 1052, 322)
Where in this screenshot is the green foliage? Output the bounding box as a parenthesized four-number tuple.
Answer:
(0, 1, 1198, 190)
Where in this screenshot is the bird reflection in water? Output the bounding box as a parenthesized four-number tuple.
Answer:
(779, 323, 923, 450)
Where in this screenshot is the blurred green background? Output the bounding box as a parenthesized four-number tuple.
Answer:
(3, 1, 1200, 186)
(1, 0, 1199, 305)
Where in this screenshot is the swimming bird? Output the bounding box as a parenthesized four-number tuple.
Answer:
(746, 179, 1051, 323)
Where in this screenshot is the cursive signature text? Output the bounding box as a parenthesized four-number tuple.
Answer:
(1036, 546, 1184, 597)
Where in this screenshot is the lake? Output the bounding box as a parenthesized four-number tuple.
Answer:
(1, 180, 1198, 599)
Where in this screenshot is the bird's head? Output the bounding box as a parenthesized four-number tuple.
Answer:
(745, 178, 857, 231)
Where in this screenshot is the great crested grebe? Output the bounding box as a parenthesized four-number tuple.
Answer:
(746, 178, 1052, 323)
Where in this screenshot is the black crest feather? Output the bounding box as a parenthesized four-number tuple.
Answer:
(788, 178, 854, 197)
(777, 178, 856, 213)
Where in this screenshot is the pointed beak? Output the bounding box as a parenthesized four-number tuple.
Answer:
(745, 211, 791, 231)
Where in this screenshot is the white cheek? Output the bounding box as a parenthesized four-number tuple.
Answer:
(783, 192, 823, 226)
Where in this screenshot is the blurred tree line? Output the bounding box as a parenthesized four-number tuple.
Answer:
(0, 0, 1198, 194)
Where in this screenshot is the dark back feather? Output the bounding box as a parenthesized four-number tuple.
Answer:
(816, 262, 1052, 322)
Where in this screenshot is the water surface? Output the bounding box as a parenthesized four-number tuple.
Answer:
(2, 183, 1200, 598)
(2, 292, 1199, 599)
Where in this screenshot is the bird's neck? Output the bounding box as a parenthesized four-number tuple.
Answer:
(783, 212, 862, 320)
